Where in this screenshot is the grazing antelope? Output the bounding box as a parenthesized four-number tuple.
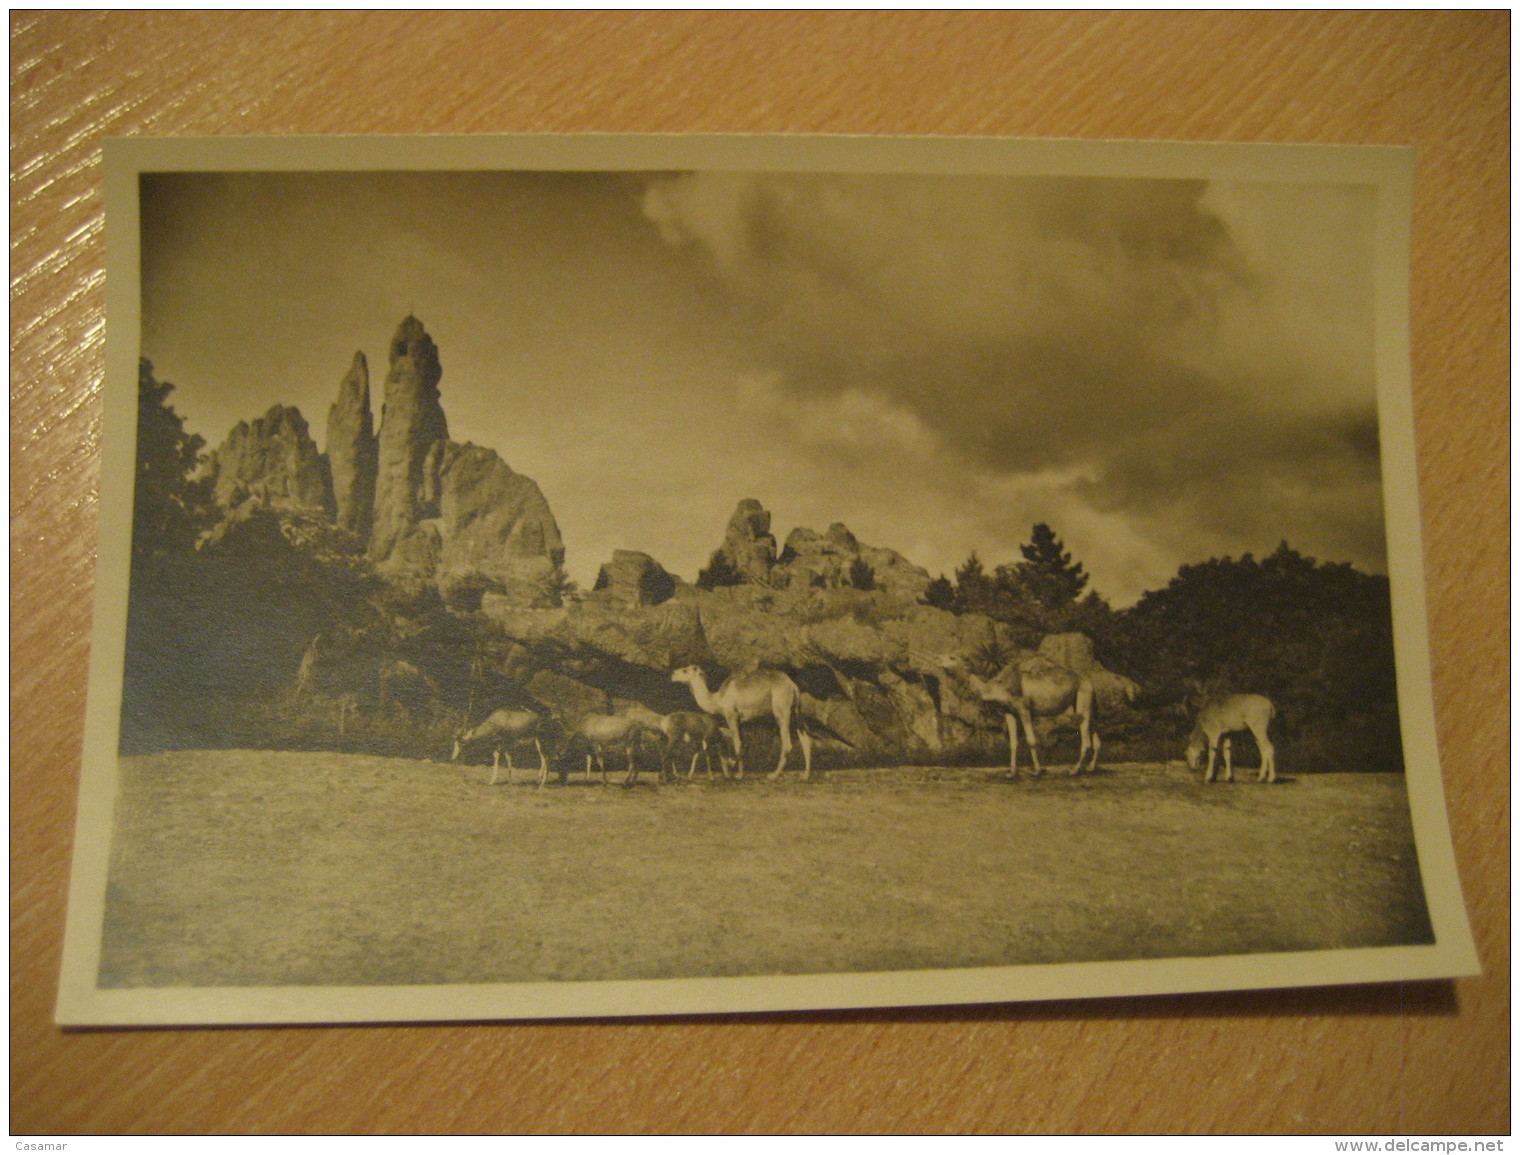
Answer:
(671, 664, 813, 780)
(1187, 693, 1277, 783)
(619, 705, 733, 780)
(568, 711, 664, 786)
(452, 708, 549, 787)
(936, 653, 1099, 778)
(662, 710, 732, 779)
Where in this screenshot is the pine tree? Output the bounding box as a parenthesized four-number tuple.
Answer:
(1013, 523, 1088, 611)
(924, 574, 956, 610)
(953, 551, 991, 604)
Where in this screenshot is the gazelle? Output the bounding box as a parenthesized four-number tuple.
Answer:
(671, 664, 813, 780)
(612, 704, 731, 781)
(936, 652, 1099, 778)
(1186, 693, 1277, 783)
(662, 710, 732, 779)
(452, 708, 549, 787)
(569, 710, 663, 786)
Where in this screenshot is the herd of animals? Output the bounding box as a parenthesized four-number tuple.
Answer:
(448, 654, 1279, 789)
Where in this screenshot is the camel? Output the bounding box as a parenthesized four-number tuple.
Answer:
(936, 653, 1099, 778)
(1187, 693, 1277, 783)
(671, 664, 813, 780)
(452, 708, 549, 787)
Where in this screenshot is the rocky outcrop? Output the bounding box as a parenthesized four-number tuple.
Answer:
(712, 498, 777, 585)
(424, 441, 566, 606)
(325, 352, 377, 540)
(525, 669, 612, 729)
(207, 404, 332, 518)
(481, 593, 711, 673)
(702, 500, 931, 603)
(779, 522, 932, 600)
(593, 550, 678, 608)
(322, 318, 568, 605)
(370, 316, 449, 563)
(204, 316, 568, 607)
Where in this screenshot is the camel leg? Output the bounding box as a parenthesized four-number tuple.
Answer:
(1221, 737, 1234, 783)
(1076, 710, 1100, 774)
(1083, 728, 1102, 775)
(505, 750, 517, 787)
(798, 725, 813, 781)
(726, 717, 745, 778)
(1203, 737, 1217, 783)
(1253, 725, 1275, 782)
(1003, 714, 1021, 778)
(769, 715, 792, 779)
(535, 740, 548, 788)
(488, 748, 501, 787)
(1020, 709, 1044, 778)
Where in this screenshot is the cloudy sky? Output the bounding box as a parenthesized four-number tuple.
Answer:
(140, 164, 1385, 605)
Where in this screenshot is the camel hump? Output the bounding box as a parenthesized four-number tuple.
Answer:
(725, 664, 793, 689)
(1016, 654, 1076, 681)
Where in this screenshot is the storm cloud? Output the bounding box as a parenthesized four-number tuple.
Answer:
(642, 171, 1384, 597)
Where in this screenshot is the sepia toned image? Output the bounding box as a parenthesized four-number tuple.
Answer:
(57, 134, 1477, 1026)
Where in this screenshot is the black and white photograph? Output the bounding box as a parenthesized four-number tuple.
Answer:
(58, 134, 1477, 1025)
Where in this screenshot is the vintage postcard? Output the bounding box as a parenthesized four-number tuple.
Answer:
(57, 134, 1478, 1026)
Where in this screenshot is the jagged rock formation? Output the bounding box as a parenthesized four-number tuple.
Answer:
(424, 441, 565, 606)
(592, 550, 678, 608)
(205, 315, 565, 607)
(352, 319, 565, 605)
(702, 500, 931, 601)
(369, 315, 449, 562)
(325, 352, 377, 540)
(779, 522, 932, 599)
(713, 498, 778, 585)
(207, 404, 332, 518)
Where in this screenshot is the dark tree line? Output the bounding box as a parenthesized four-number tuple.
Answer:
(925, 522, 1114, 649)
(927, 525, 1403, 772)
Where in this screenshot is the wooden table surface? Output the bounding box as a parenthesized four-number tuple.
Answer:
(10, 12, 1508, 1136)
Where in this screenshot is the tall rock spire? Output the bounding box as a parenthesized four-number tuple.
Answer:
(325, 351, 378, 540)
(370, 315, 449, 560)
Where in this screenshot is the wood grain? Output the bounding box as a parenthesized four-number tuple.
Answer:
(10, 11, 1508, 1135)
